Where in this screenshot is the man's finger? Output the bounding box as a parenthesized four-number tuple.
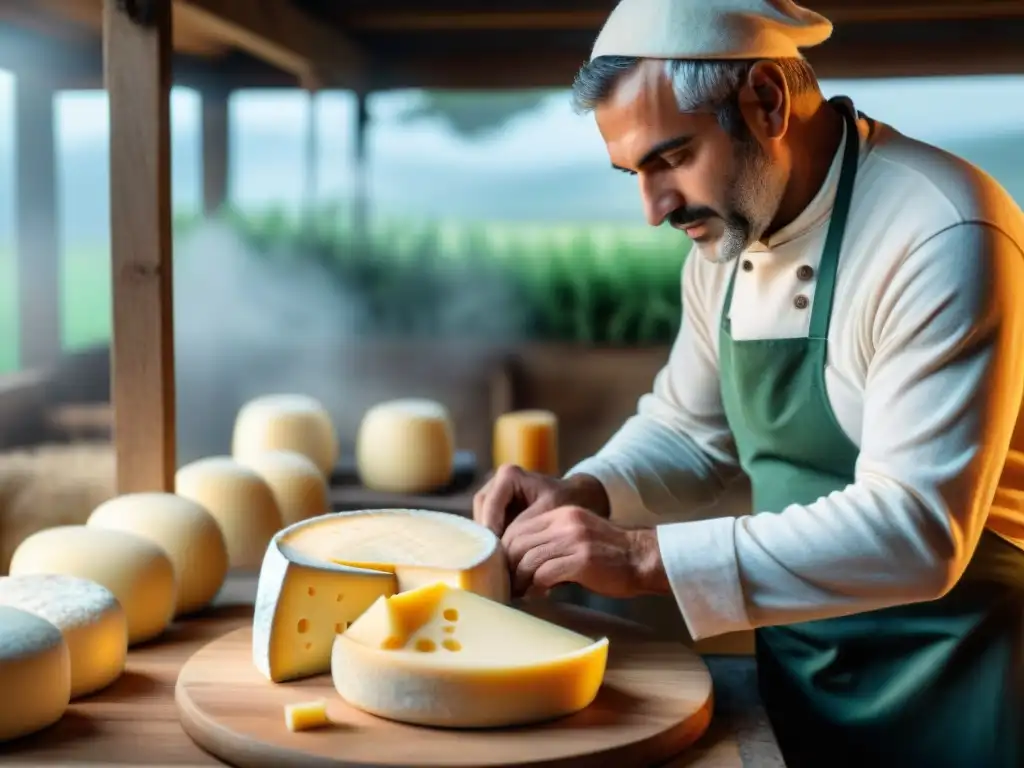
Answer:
(504, 521, 554, 574)
(512, 540, 562, 597)
(501, 505, 555, 556)
(476, 472, 518, 535)
(530, 555, 578, 594)
(471, 475, 496, 527)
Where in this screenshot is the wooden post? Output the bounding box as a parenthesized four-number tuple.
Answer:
(14, 74, 61, 370)
(303, 89, 319, 221)
(103, 0, 177, 494)
(201, 86, 230, 217)
(352, 91, 369, 241)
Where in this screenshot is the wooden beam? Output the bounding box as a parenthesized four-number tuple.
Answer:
(343, 1, 1024, 31)
(171, 0, 364, 88)
(201, 86, 230, 216)
(14, 74, 62, 370)
(104, 0, 177, 494)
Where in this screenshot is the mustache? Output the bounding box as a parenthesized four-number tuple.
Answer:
(667, 206, 720, 228)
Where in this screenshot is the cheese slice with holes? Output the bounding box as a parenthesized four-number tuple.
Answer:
(252, 509, 510, 682)
(331, 582, 609, 729)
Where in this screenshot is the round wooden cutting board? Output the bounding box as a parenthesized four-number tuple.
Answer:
(175, 601, 714, 768)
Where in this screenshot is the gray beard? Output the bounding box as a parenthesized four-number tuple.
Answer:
(694, 140, 782, 265)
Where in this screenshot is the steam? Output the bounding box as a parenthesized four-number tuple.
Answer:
(171, 218, 521, 466)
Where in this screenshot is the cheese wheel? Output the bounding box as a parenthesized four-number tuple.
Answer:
(0, 574, 127, 699)
(8, 526, 177, 646)
(0, 605, 71, 742)
(176, 457, 283, 570)
(239, 450, 329, 527)
(332, 582, 608, 728)
(493, 409, 559, 475)
(87, 492, 229, 616)
(253, 509, 509, 683)
(356, 399, 455, 494)
(233, 394, 339, 476)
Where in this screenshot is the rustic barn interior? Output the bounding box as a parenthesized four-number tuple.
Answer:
(1, 0, 1023, 646)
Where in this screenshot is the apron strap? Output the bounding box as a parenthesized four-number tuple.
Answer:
(809, 102, 862, 340)
(720, 99, 862, 339)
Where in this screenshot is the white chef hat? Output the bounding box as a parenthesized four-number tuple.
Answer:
(590, 0, 833, 62)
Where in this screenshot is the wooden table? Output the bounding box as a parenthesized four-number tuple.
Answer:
(0, 574, 757, 767)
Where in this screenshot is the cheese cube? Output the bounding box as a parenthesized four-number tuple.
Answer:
(332, 582, 609, 729)
(284, 699, 331, 732)
(493, 410, 559, 475)
(252, 509, 510, 683)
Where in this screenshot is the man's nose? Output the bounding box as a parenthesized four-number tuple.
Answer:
(639, 176, 684, 227)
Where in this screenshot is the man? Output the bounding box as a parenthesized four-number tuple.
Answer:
(473, 1, 1024, 766)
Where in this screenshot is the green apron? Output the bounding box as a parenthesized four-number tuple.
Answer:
(717, 101, 1024, 768)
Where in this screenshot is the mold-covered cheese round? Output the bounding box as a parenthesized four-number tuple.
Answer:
(8, 526, 177, 646)
(356, 399, 455, 494)
(239, 450, 329, 527)
(0, 574, 127, 698)
(0, 605, 70, 742)
(232, 394, 339, 476)
(87, 492, 229, 616)
(176, 457, 283, 569)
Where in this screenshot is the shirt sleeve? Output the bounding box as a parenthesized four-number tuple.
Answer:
(565, 252, 743, 525)
(658, 222, 1024, 640)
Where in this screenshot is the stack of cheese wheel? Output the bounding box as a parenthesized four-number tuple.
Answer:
(238, 450, 329, 527)
(232, 394, 339, 477)
(87, 492, 230, 617)
(9, 525, 177, 646)
(176, 456, 283, 570)
(356, 399, 456, 494)
(493, 409, 559, 475)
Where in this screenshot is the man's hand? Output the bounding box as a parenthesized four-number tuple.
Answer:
(473, 464, 610, 537)
(501, 505, 670, 599)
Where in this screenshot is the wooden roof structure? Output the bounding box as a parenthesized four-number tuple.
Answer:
(3, 0, 1024, 494)
(3, 0, 1024, 93)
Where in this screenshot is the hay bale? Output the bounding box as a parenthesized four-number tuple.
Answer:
(0, 443, 116, 574)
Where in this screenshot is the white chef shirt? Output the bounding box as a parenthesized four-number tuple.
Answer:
(567, 97, 1024, 640)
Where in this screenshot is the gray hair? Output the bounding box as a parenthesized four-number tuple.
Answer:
(571, 56, 820, 137)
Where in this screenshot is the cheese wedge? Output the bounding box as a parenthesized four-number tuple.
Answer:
(332, 582, 609, 729)
(252, 509, 510, 682)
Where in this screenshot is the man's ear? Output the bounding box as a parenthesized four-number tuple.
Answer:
(739, 61, 790, 141)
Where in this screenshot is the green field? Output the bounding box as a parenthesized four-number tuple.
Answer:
(0, 213, 690, 374)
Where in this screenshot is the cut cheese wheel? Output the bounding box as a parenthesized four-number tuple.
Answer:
(233, 394, 339, 476)
(252, 509, 509, 683)
(239, 450, 329, 527)
(493, 409, 559, 475)
(0, 574, 127, 699)
(356, 399, 455, 494)
(87, 492, 229, 616)
(332, 582, 609, 728)
(176, 457, 283, 570)
(8, 525, 177, 646)
(0, 605, 71, 742)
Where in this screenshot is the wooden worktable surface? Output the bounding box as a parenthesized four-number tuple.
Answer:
(0, 573, 766, 768)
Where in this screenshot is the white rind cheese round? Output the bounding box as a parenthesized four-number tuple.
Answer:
(356, 399, 455, 494)
(0, 605, 71, 742)
(232, 394, 339, 477)
(87, 492, 230, 616)
(176, 457, 283, 570)
(239, 450, 329, 527)
(0, 574, 127, 699)
(8, 526, 177, 646)
(252, 509, 509, 683)
(331, 582, 608, 728)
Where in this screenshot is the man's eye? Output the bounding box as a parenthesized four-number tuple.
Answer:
(663, 151, 689, 168)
